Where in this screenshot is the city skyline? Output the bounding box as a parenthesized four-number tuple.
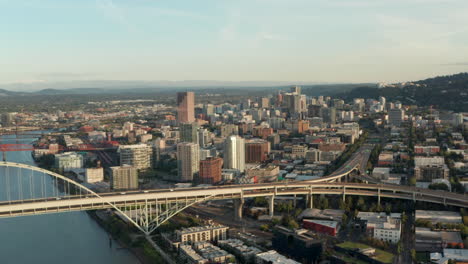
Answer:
(2, 0, 468, 86)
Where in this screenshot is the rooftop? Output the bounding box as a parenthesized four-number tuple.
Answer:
(256, 250, 300, 264)
(303, 219, 338, 229)
(177, 224, 228, 235)
(443, 249, 468, 261)
(416, 210, 462, 224)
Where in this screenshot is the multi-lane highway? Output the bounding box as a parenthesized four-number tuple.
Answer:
(0, 180, 467, 218)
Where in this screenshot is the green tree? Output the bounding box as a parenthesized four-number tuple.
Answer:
(428, 183, 449, 191)
(411, 249, 417, 261)
(287, 219, 299, 229)
(357, 197, 366, 211)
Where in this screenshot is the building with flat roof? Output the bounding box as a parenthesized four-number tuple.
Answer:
(193, 242, 234, 263)
(224, 135, 245, 172)
(443, 249, 468, 262)
(177, 142, 200, 182)
(199, 157, 223, 184)
(218, 239, 262, 264)
(415, 228, 464, 252)
(414, 156, 446, 166)
(179, 245, 208, 264)
(54, 152, 83, 171)
(255, 250, 300, 264)
(119, 144, 151, 170)
(414, 156, 449, 181)
(357, 212, 401, 243)
(85, 168, 104, 183)
(175, 224, 228, 244)
(414, 145, 440, 155)
(291, 145, 308, 159)
(177, 91, 195, 123)
(110, 165, 138, 190)
(272, 226, 324, 264)
(415, 210, 462, 224)
(246, 165, 279, 183)
(388, 108, 404, 126)
(245, 139, 270, 163)
(298, 208, 345, 221)
(180, 122, 199, 143)
(302, 219, 339, 236)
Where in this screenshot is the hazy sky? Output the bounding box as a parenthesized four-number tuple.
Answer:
(1, 0, 468, 86)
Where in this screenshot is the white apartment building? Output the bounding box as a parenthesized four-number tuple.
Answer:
(175, 225, 228, 243)
(224, 135, 245, 172)
(85, 168, 104, 183)
(119, 144, 152, 170)
(358, 212, 401, 243)
(54, 152, 83, 171)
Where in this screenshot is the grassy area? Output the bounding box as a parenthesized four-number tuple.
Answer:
(415, 252, 429, 263)
(333, 252, 368, 264)
(337, 242, 394, 264)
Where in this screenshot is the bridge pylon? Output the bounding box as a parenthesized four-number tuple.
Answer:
(115, 195, 214, 235)
(234, 198, 244, 220)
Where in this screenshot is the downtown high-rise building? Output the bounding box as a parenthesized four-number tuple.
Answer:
(223, 135, 245, 172)
(177, 142, 200, 182)
(245, 139, 270, 163)
(199, 157, 223, 184)
(322, 107, 336, 125)
(110, 165, 138, 190)
(198, 128, 210, 147)
(177, 91, 195, 123)
(119, 144, 152, 170)
(290, 85, 301, 94)
(379, 96, 386, 110)
(388, 108, 405, 127)
(180, 122, 199, 143)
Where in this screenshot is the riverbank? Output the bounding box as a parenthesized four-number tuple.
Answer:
(33, 150, 157, 264)
(0, 133, 139, 264)
(88, 210, 164, 264)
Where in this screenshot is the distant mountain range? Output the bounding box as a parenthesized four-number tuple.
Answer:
(1, 73, 467, 111)
(0, 80, 328, 92)
(0, 81, 375, 96)
(335, 72, 468, 112)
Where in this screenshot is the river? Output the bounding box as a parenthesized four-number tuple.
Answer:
(0, 133, 140, 264)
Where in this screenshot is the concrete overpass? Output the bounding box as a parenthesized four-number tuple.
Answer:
(1, 144, 464, 235)
(0, 180, 466, 234)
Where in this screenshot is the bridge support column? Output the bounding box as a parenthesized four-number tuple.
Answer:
(268, 195, 275, 217)
(234, 198, 244, 220)
(377, 188, 381, 206)
(308, 187, 314, 209)
(343, 187, 346, 202)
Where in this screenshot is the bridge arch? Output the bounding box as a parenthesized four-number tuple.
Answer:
(0, 161, 202, 235)
(1, 162, 467, 235)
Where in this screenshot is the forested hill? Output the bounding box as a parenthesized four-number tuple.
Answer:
(336, 73, 468, 112)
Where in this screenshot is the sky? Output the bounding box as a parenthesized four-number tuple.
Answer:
(1, 0, 468, 87)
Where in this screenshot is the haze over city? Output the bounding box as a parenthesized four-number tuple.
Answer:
(1, 1, 468, 264)
(2, 0, 468, 87)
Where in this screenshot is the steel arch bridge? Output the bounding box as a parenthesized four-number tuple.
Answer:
(1, 161, 467, 235)
(0, 161, 215, 235)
